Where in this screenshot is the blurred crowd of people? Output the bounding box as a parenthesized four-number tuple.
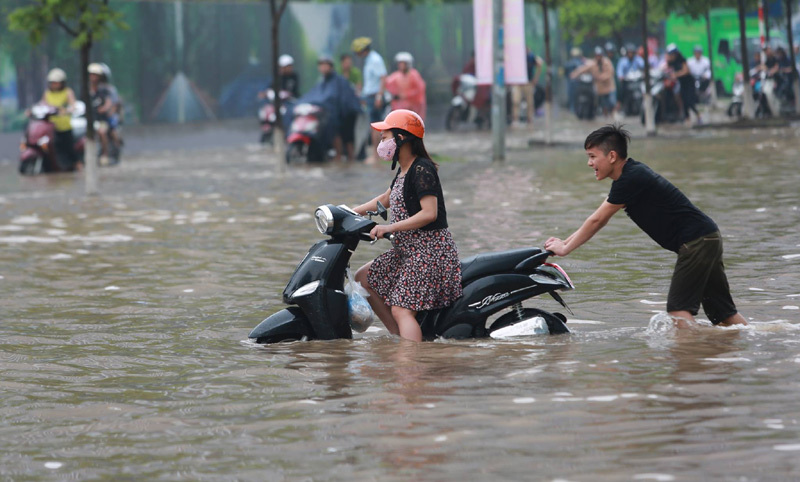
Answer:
(258, 37, 428, 163)
(33, 62, 124, 169)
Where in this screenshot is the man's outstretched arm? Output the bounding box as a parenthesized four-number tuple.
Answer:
(545, 200, 623, 256)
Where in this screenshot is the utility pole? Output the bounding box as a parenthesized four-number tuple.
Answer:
(641, 0, 656, 135)
(491, 0, 506, 162)
(738, 0, 756, 118)
(786, 0, 800, 114)
(542, 0, 553, 145)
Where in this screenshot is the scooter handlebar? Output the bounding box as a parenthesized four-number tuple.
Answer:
(369, 233, 395, 245)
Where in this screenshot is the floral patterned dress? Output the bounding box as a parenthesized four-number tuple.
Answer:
(367, 174, 463, 311)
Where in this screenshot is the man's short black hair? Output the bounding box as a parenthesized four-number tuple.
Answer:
(584, 124, 631, 160)
(340, 53, 351, 61)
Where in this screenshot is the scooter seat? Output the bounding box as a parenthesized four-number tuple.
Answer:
(460, 247, 543, 285)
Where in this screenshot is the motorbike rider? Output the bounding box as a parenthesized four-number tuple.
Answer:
(571, 46, 617, 117)
(88, 63, 114, 166)
(687, 45, 712, 97)
(352, 109, 463, 342)
(99, 63, 123, 160)
(385, 52, 427, 120)
(40, 68, 79, 170)
(351, 37, 387, 164)
(545, 124, 747, 329)
(615, 44, 644, 111)
(258, 54, 300, 100)
(666, 44, 701, 125)
(314, 55, 361, 162)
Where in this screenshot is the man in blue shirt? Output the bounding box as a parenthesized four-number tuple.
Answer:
(616, 45, 644, 80)
(616, 45, 644, 113)
(352, 37, 388, 163)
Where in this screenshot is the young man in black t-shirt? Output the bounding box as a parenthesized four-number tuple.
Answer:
(544, 125, 747, 328)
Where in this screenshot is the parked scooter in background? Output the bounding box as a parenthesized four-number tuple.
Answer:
(19, 101, 86, 175)
(727, 73, 745, 118)
(620, 70, 643, 117)
(728, 70, 795, 119)
(573, 72, 596, 120)
(695, 77, 712, 105)
(285, 103, 327, 164)
(257, 89, 292, 144)
(641, 68, 681, 125)
(446, 73, 490, 130)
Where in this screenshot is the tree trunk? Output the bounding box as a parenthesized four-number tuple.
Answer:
(270, 0, 286, 173)
(786, 0, 800, 115)
(705, 9, 718, 104)
(542, 0, 553, 145)
(80, 41, 98, 195)
(738, 0, 755, 119)
(641, 0, 655, 135)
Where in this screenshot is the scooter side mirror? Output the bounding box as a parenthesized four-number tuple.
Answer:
(376, 201, 388, 221)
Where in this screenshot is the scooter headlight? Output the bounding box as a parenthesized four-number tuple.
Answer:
(291, 280, 320, 299)
(314, 205, 334, 235)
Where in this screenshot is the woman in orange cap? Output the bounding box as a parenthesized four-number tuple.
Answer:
(353, 109, 462, 341)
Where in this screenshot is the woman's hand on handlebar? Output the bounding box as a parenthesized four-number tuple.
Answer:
(369, 224, 393, 241)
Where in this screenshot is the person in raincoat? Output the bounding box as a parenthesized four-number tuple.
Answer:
(385, 52, 427, 120)
(300, 55, 361, 160)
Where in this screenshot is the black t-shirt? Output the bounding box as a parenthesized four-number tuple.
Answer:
(669, 55, 694, 83)
(281, 72, 300, 98)
(391, 157, 448, 231)
(607, 159, 718, 253)
(91, 85, 111, 120)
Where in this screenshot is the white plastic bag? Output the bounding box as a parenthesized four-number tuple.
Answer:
(345, 268, 379, 332)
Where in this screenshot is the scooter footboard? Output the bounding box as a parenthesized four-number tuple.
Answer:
(249, 307, 315, 344)
(431, 274, 547, 339)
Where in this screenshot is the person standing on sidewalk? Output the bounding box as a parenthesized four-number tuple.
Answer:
(352, 37, 387, 164)
(544, 125, 747, 329)
(511, 48, 543, 127)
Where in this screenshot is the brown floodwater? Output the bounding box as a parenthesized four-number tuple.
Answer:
(1, 123, 800, 480)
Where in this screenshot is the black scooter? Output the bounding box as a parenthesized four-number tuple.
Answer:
(249, 203, 573, 344)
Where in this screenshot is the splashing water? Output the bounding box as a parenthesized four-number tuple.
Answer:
(646, 312, 676, 334)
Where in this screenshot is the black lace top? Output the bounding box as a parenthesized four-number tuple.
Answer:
(390, 157, 448, 231)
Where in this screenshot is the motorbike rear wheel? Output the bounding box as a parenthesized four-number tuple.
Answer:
(489, 307, 569, 335)
(445, 105, 462, 131)
(285, 142, 308, 164)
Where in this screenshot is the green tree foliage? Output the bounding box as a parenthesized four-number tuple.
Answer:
(559, 0, 666, 44)
(8, 0, 126, 49)
(8, 0, 127, 139)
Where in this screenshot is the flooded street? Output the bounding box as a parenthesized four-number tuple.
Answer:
(2, 122, 800, 480)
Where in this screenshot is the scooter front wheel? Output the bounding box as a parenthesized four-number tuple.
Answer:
(489, 307, 569, 336)
(19, 157, 43, 176)
(249, 307, 315, 344)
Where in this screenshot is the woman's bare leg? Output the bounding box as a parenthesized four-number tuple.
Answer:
(390, 306, 422, 342)
(355, 262, 398, 335)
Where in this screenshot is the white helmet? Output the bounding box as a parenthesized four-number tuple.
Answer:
(100, 62, 112, 80)
(394, 52, 413, 66)
(47, 68, 67, 83)
(278, 54, 294, 68)
(88, 63, 105, 75)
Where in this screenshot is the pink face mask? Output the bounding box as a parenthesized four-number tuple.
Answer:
(377, 138, 397, 161)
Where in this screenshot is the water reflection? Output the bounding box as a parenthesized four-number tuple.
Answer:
(2, 126, 800, 479)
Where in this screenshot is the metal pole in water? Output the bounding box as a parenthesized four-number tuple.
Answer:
(491, 0, 506, 162)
